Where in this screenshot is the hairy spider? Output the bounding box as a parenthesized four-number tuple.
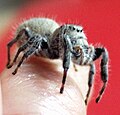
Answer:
(6, 18, 109, 105)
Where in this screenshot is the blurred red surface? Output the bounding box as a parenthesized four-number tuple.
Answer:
(0, 0, 120, 114)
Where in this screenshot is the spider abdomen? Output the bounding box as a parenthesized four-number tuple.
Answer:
(16, 18, 59, 46)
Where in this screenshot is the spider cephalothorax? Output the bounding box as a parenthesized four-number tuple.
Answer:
(6, 18, 109, 105)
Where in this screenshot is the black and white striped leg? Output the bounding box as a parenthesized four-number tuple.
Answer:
(7, 38, 18, 68)
(85, 63, 95, 105)
(60, 52, 70, 93)
(12, 40, 40, 75)
(60, 35, 71, 94)
(6, 28, 31, 68)
(96, 48, 108, 103)
(84, 45, 95, 65)
(9, 36, 37, 68)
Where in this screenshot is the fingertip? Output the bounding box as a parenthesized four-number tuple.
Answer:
(1, 57, 87, 114)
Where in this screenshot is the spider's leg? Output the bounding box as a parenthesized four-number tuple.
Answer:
(93, 47, 109, 103)
(12, 40, 40, 75)
(6, 28, 31, 68)
(85, 63, 95, 105)
(60, 51, 71, 93)
(84, 45, 95, 65)
(60, 35, 71, 94)
(95, 48, 109, 103)
(9, 36, 36, 68)
(73, 63, 78, 71)
(60, 68, 68, 94)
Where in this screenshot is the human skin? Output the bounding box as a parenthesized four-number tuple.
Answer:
(0, 56, 90, 115)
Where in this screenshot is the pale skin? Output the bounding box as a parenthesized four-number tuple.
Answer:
(0, 55, 90, 115)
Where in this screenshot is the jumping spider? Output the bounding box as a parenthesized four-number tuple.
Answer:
(6, 18, 109, 105)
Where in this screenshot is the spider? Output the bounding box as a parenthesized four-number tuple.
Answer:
(6, 18, 109, 105)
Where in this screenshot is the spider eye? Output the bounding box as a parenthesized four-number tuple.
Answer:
(73, 27, 75, 30)
(69, 26, 72, 30)
(80, 29, 83, 32)
(77, 29, 80, 32)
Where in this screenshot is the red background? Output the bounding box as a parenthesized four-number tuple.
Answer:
(0, 0, 120, 114)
